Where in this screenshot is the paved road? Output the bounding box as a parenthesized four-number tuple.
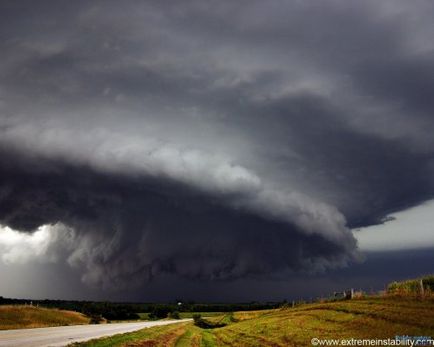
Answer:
(0, 319, 192, 347)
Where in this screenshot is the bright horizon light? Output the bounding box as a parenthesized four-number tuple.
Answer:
(0, 224, 55, 264)
(354, 200, 434, 251)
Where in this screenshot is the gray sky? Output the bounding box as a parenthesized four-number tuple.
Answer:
(0, 0, 433, 301)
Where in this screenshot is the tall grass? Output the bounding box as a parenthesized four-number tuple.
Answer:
(387, 275, 434, 296)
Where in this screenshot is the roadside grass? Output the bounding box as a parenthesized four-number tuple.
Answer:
(71, 296, 434, 347)
(70, 323, 191, 347)
(0, 305, 90, 330)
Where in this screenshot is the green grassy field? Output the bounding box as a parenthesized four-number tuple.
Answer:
(71, 296, 434, 347)
(0, 305, 90, 330)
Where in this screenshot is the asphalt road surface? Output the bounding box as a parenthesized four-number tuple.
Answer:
(0, 319, 192, 347)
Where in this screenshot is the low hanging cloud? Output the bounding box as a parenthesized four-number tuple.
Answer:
(0, 138, 357, 289)
(1, 0, 434, 293)
(0, 119, 351, 243)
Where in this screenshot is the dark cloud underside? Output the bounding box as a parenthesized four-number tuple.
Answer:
(0, 149, 356, 288)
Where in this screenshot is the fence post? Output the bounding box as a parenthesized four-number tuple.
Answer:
(420, 279, 425, 296)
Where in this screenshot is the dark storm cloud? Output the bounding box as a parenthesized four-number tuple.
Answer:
(0, 149, 356, 288)
(1, 0, 434, 294)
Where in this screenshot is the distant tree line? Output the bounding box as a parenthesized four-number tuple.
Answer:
(0, 296, 283, 321)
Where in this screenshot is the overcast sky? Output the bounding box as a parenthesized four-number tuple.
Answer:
(0, 0, 433, 302)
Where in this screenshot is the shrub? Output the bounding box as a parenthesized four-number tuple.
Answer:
(89, 314, 104, 324)
(192, 313, 202, 324)
(148, 307, 170, 320)
(193, 313, 227, 329)
(168, 311, 180, 319)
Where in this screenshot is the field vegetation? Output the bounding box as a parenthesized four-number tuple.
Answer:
(71, 296, 434, 347)
(4, 275, 434, 345)
(0, 305, 90, 330)
(387, 274, 434, 296)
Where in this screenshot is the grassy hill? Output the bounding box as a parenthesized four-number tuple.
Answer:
(0, 305, 90, 330)
(71, 296, 434, 347)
